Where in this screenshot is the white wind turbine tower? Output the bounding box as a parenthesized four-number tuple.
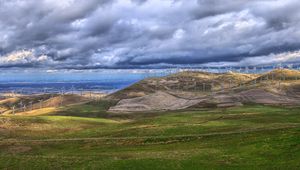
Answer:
(38, 99, 43, 109)
(59, 87, 65, 106)
(42, 87, 46, 94)
(23, 104, 27, 112)
(19, 88, 24, 96)
(29, 101, 33, 111)
(253, 66, 257, 74)
(11, 90, 15, 97)
(18, 101, 23, 112)
(81, 88, 84, 96)
(12, 105, 15, 115)
(144, 69, 150, 79)
(245, 66, 249, 73)
(61, 87, 65, 95)
(278, 63, 284, 89)
(71, 85, 75, 95)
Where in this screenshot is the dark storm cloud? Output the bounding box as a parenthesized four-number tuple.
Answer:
(131, 0, 148, 5)
(191, 0, 247, 19)
(0, 0, 300, 69)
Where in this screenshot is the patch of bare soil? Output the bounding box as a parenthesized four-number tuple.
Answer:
(285, 83, 300, 98)
(235, 89, 300, 105)
(109, 91, 202, 112)
(109, 86, 300, 112)
(7, 146, 32, 154)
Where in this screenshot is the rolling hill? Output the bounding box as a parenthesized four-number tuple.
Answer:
(108, 69, 300, 112)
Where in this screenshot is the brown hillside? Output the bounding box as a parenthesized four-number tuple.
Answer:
(32, 94, 89, 109)
(107, 71, 259, 100)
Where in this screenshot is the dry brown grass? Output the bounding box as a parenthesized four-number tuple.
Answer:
(0, 97, 20, 105)
(37, 94, 89, 108)
(17, 107, 58, 116)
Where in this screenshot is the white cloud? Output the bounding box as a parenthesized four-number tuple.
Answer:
(173, 29, 186, 39)
(205, 50, 300, 67)
(0, 50, 53, 66)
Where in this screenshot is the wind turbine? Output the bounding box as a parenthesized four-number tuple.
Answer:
(29, 101, 33, 111)
(71, 85, 75, 95)
(80, 89, 83, 96)
(60, 95, 63, 106)
(18, 101, 23, 112)
(253, 66, 257, 74)
(23, 104, 27, 112)
(61, 87, 65, 95)
(12, 105, 15, 115)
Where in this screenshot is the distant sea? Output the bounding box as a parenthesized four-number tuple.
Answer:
(0, 71, 168, 95)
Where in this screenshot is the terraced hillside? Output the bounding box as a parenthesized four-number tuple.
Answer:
(107, 71, 258, 100)
(108, 69, 300, 112)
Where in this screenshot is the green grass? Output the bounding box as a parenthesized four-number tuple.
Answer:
(1, 103, 300, 169)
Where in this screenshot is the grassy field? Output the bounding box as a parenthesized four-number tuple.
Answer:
(0, 102, 300, 169)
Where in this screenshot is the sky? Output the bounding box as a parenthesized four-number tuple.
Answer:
(1, 0, 300, 71)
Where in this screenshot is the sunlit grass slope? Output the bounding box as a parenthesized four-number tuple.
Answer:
(0, 103, 300, 169)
